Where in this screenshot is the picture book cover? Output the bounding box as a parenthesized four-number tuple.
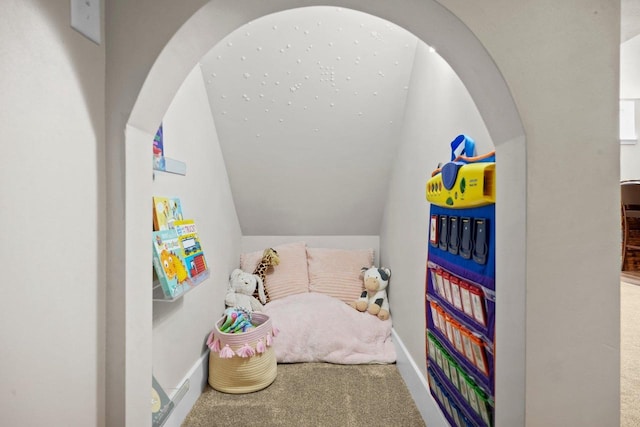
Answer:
(174, 219, 208, 279)
(151, 375, 173, 427)
(152, 229, 189, 298)
(153, 196, 184, 231)
(153, 124, 165, 171)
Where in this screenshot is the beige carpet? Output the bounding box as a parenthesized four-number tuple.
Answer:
(182, 285, 638, 426)
(182, 363, 426, 427)
(622, 280, 640, 427)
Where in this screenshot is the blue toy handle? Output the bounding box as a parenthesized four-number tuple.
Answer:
(450, 134, 476, 161)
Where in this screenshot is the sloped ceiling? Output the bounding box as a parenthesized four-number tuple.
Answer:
(200, 7, 418, 235)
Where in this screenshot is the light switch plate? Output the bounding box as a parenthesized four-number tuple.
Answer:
(70, 0, 101, 44)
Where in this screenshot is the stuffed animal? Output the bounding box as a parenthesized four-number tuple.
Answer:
(252, 248, 280, 303)
(351, 266, 391, 320)
(225, 268, 266, 312)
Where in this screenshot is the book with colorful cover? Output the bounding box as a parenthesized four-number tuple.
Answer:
(174, 219, 208, 279)
(153, 124, 165, 171)
(152, 229, 190, 298)
(152, 196, 184, 231)
(151, 375, 173, 427)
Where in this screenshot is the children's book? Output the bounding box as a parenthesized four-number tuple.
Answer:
(174, 219, 208, 279)
(151, 375, 173, 427)
(153, 196, 184, 231)
(152, 229, 189, 298)
(153, 124, 165, 171)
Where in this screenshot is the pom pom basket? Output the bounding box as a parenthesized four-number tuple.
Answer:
(207, 312, 277, 394)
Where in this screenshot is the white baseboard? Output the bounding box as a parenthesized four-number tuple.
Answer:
(163, 351, 210, 427)
(392, 328, 448, 427)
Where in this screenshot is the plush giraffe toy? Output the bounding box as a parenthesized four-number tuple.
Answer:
(252, 248, 280, 303)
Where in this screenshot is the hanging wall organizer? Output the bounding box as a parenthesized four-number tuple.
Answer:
(425, 135, 496, 427)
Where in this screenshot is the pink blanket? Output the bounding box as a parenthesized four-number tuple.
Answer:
(263, 292, 396, 364)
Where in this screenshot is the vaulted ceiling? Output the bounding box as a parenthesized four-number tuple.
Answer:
(200, 7, 419, 235)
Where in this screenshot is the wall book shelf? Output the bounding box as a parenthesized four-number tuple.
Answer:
(152, 167, 210, 303)
(151, 202, 210, 302)
(150, 126, 206, 426)
(153, 156, 187, 176)
(151, 109, 211, 303)
(153, 269, 210, 302)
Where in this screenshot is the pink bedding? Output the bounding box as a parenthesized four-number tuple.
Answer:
(263, 292, 396, 364)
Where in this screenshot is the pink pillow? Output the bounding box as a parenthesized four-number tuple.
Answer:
(306, 247, 374, 304)
(240, 242, 309, 302)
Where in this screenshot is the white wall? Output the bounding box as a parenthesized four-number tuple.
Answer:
(0, 1, 105, 426)
(380, 41, 493, 379)
(620, 34, 640, 180)
(442, 2, 620, 425)
(105, 2, 213, 423)
(621, 34, 640, 99)
(620, 101, 640, 180)
(152, 66, 242, 392)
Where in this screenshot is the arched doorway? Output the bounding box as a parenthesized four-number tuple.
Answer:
(119, 1, 525, 425)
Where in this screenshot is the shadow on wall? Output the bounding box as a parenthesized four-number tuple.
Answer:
(33, 2, 107, 425)
(35, 0, 105, 138)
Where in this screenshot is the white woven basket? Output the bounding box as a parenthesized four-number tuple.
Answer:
(207, 312, 277, 394)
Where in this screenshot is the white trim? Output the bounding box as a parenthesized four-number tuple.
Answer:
(162, 351, 210, 427)
(392, 328, 448, 427)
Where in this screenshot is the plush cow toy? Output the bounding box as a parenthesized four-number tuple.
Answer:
(351, 266, 391, 320)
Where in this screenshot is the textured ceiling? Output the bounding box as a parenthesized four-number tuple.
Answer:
(200, 7, 418, 235)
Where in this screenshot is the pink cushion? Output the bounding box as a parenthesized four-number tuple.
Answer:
(240, 242, 309, 302)
(306, 247, 374, 304)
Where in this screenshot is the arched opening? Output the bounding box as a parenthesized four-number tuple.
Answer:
(118, 1, 525, 425)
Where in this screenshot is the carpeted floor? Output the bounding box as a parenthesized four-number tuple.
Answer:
(182, 362, 426, 427)
(182, 283, 639, 426)
(621, 280, 640, 427)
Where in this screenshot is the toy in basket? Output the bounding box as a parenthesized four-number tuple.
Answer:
(206, 308, 278, 394)
(218, 308, 254, 334)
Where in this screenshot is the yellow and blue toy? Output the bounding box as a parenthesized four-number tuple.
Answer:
(426, 135, 495, 209)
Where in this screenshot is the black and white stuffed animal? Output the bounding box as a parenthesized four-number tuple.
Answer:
(351, 266, 391, 320)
